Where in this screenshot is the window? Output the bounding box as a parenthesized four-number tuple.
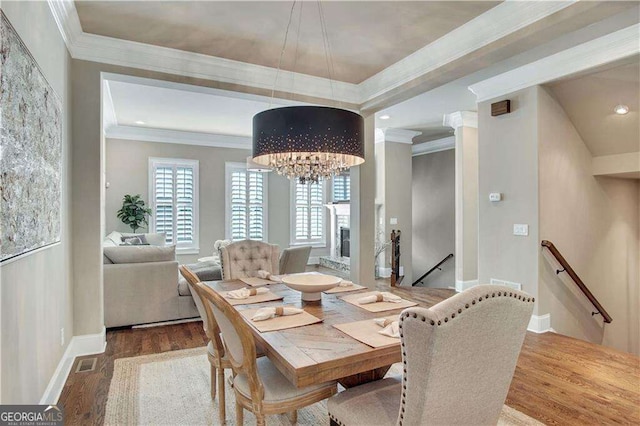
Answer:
(149, 158, 199, 252)
(291, 180, 326, 245)
(332, 173, 350, 202)
(225, 163, 267, 241)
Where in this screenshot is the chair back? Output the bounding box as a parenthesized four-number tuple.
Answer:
(279, 246, 312, 274)
(179, 265, 224, 357)
(398, 285, 534, 425)
(195, 283, 264, 400)
(220, 240, 279, 280)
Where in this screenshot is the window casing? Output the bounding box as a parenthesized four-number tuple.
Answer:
(148, 158, 199, 253)
(291, 180, 326, 246)
(225, 163, 268, 241)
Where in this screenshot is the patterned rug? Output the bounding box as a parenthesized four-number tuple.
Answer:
(105, 347, 544, 425)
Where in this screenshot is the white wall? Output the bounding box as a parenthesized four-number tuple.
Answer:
(0, 2, 74, 403)
(412, 150, 456, 287)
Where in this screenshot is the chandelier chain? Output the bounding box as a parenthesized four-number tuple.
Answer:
(317, 0, 336, 104)
(290, 1, 304, 99)
(270, 0, 297, 109)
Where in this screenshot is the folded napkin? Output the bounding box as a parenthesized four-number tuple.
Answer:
(357, 292, 402, 305)
(339, 279, 354, 287)
(226, 287, 269, 300)
(252, 306, 303, 321)
(374, 318, 400, 338)
(256, 270, 283, 283)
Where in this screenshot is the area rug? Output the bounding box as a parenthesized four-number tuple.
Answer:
(104, 347, 544, 425)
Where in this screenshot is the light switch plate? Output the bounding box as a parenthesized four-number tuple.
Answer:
(390, 217, 398, 225)
(513, 224, 529, 236)
(489, 192, 502, 202)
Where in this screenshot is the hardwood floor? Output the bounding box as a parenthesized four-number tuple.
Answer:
(58, 319, 639, 425)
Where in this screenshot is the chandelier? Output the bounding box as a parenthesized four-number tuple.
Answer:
(251, 1, 365, 184)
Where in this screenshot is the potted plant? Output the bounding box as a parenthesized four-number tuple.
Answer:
(117, 194, 152, 233)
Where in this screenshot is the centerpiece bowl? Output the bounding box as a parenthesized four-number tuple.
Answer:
(281, 273, 342, 301)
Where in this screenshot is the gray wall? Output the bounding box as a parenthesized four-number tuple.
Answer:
(0, 2, 74, 403)
(105, 139, 293, 263)
(412, 150, 455, 287)
(478, 86, 540, 314)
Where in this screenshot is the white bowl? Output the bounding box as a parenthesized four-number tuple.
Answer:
(281, 273, 342, 301)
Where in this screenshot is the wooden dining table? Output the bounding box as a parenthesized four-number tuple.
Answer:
(204, 279, 455, 389)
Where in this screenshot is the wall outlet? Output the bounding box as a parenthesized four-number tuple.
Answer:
(60, 328, 65, 346)
(513, 224, 529, 236)
(489, 192, 502, 202)
(389, 217, 398, 225)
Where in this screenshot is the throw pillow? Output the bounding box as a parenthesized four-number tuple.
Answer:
(121, 235, 148, 245)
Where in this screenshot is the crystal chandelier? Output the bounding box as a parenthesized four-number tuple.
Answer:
(251, 1, 365, 184)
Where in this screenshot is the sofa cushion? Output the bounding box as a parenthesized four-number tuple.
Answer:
(177, 261, 222, 296)
(105, 231, 123, 245)
(104, 245, 176, 264)
(121, 232, 166, 246)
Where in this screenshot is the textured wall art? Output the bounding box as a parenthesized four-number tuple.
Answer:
(1, 12, 62, 262)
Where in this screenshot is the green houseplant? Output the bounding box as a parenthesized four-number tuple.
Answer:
(117, 194, 152, 233)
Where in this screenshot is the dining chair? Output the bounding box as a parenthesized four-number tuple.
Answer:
(195, 282, 338, 426)
(279, 245, 312, 274)
(179, 265, 230, 424)
(327, 285, 535, 426)
(219, 240, 280, 280)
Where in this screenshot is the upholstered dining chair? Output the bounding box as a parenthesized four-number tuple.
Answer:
(179, 265, 230, 424)
(195, 282, 338, 426)
(219, 240, 280, 281)
(328, 285, 535, 426)
(279, 245, 312, 274)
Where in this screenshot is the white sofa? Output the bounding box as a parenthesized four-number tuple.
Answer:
(103, 231, 200, 328)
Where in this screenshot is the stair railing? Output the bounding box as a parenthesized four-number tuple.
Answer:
(412, 253, 454, 286)
(541, 240, 612, 323)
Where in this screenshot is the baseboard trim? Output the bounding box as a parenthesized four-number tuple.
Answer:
(40, 327, 107, 405)
(455, 279, 478, 292)
(527, 314, 553, 333)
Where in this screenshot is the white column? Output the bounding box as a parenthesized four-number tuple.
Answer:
(375, 128, 421, 285)
(444, 111, 479, 292)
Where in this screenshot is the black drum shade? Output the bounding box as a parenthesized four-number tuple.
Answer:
(252, 106, 365, 183)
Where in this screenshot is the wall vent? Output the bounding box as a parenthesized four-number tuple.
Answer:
(490, 278, 522, 291)
(75, 357, 97, 373)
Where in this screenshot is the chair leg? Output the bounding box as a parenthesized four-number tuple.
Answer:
(235, 402, 244, 425)
(218, 368, 226, 424)
(288, 410, 298, 424)
(210, 364, 217, 400)
(256, 413, 266, 426)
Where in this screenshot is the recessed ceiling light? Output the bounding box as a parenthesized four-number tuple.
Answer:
(379, 114, 391, 120)
(135, 120, 146, 125)
(614, 105, 629, 115)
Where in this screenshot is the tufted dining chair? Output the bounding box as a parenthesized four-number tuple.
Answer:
(327, 285, 535, 426)
(179, 265, 230, 424)
(219, 240, 280, 281)
(195, 282, 337, 426)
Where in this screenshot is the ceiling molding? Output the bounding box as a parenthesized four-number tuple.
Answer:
(468, 23, 640, 102)
(375, 128, 422, 144)
(592, 152, 640, 178)
(359, 0, 576, 102)
(48, 0, 577, 108)
(443, 111, 478, 129)
(105, 125, 252, 150)
(412, 136, 455, 157)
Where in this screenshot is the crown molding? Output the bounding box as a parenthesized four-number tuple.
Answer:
(48, 0, 577, 108)
(375, 128, 422, 144)
(412, 136, 455, 157)
(443, 111, 478, 130)
(468, 23, 640, 102)
(105, 125, 252, 150)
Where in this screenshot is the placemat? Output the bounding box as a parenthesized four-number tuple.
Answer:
(239, 307, 323, 332)
(324, 283, 367, 294)
(333, 315, 401, 348)
(220, 290, 284, 306)
(239, 277, 273, 287)
(340, 291, 418, 313)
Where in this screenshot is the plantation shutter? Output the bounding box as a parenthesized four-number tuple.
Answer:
(228, 165, 266, 241)
(150, 159, 198, 249)
(332, 174, 350, 202)
(293, 181, 325, 243)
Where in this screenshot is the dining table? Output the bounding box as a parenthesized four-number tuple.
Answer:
(204, 279, 455, 389)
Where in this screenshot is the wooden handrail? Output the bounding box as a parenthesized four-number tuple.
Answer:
(541, 240, 612, 323)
